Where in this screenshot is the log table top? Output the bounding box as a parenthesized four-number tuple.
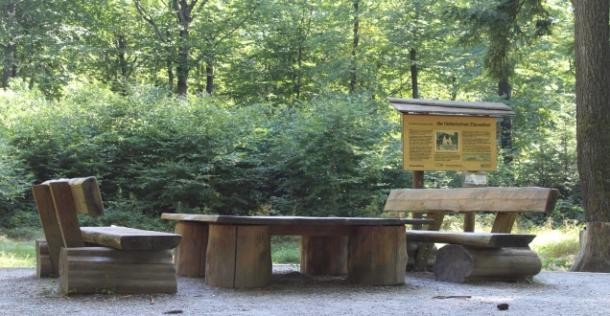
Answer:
(161, 213, 432, 226)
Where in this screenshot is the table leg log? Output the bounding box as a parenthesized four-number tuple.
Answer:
(206, 224, 271, 288)
(59, 247, 176, 295)
(434, 244, 542, 283)
(301, 236, 348, 276)
(347, 226, 407, 285)
(175, 222, 208, 277)
(35, 240, 55, 278)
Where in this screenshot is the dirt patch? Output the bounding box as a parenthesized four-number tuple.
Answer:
(1, 265, 609, 315)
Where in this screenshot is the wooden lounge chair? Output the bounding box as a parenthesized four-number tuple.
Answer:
(33, 177, 181, 295)
(384, 187, 559, 282)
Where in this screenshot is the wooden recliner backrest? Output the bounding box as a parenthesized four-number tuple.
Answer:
(384, 187, 559, 214)
(32, 176, 104, 275)
(383, 187, 560, 233)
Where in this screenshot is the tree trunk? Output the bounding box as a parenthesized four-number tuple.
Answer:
(205, 58, 214, 95)
(409, 48, 418, 99)
(116, 34, 129, 81)
(571, 0, 610, 272)
(498, 77, 513, 163)
(1, 2, 16, 88)
(167, 57, 174, 91)
(173, 0, 199, 97)
(349, 0, 359, 93)
(2, 44, 16, 88)
(176, 28, 189, 96)
(294, 44, 302, 99)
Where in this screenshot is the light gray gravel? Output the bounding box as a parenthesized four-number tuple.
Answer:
(1, 265, 610, 316)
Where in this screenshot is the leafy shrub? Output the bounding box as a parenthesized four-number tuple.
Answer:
(266, 95, 400, 216)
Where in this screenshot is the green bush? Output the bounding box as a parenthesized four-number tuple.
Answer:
(266, 95, 400, 216)
(0, 82, 582, 228)
(4, 83, 271, 217)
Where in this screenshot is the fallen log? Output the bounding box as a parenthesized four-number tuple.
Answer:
(434, 244, 541, 283)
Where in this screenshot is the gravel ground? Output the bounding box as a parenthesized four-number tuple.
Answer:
(1, 265, 610, 316)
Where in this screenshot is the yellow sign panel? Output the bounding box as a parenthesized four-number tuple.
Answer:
(402, 115, 497, 171)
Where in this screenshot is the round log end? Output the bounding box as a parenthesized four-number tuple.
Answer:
(434, 244, 473, 283)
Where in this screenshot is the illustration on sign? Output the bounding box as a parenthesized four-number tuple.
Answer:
(402, 115, 497, 171)
(436, 131, 459, 152)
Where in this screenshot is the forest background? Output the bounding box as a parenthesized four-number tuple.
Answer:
(0, 0, 580, 268)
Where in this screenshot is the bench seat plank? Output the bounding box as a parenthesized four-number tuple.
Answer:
(161, 214, 430, 226)
(80, 226, 181, 251)
(406, 230, 535, 248)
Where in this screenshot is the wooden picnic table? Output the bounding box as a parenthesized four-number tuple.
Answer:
(161, 213, 430, 289)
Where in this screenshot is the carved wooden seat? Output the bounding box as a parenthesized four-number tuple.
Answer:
(33, 177, 180, 295)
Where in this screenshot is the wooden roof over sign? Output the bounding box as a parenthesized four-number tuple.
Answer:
(388, 97, 515, 117)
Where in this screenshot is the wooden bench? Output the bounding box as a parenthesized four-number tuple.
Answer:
(383, 186, 559, 282)
(33, 177, 181, 294)
(162, 213, 430, 288)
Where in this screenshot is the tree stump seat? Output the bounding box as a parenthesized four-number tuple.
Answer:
(162, 214, 429, 288)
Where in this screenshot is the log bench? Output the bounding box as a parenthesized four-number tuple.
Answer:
(383, 186, 559, 282)
(161, 213, 431, 289)
(33, 177, 181, 295)
(407, 231, 541, 282)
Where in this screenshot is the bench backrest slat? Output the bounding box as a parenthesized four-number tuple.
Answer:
(384, 187, 559, 214)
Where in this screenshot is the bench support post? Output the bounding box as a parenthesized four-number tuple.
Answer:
(301, 236, 348, 276)
(206, 224, 272, 288)
(175, 222, 208, 277)
(347, 226, 406, 285)
(413, 212, 445, 271)
(59, 247, 176, 295)
(35, 240, 55, 278)
(491, 212, 518, 233)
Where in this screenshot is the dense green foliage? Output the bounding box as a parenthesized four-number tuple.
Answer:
(0, 0, 582, 231)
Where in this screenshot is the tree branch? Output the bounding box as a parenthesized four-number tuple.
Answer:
(133, 0, 166, 41)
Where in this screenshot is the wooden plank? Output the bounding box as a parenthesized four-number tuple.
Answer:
(161, 214, 426, 226)
(47, 180, 84, 247)
(205, 224, 237, 288)
(234, 225, 271, 288)
(384, 187, 559, 213)
(406, 230, 536, 248)
(301, 236, 348, 276)
(388, 97, 513, 111)
(347, 225, 406, 285)
(491, 212, 519, 233)
(434, 245, 541, 283)
(32, 184, 63, 275)
(68, 176, 104, 217)
(79, 226, 181, 250)
(175, 222, 208, 277)
(59, 247, 176, 295)
(270, 224, 352, 236)
(390, 103, 513, 117)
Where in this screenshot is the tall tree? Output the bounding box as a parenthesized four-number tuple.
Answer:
(349, 0, 360, 93)
(134, 0, 204, 96)
(172, 0, 202, 96)
(0, 1, 17, 88)
(191, 0, 258, 95)
(570, 0, 610, 272)
(454, 0, 550, 163)
(0, 0, 68, 96)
